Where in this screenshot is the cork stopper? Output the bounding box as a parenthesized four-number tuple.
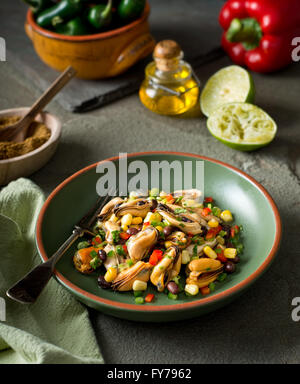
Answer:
(153, 40, 182, 71)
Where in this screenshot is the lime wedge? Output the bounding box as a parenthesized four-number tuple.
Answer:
(207, 103, 277, 151)
(200, 66, 255, 117)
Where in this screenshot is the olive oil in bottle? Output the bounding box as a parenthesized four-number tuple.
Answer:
(139, 40, 200, 115)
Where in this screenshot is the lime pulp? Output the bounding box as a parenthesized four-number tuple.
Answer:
(207, 102, 277, 151)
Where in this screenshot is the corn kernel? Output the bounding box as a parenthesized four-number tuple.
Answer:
(144, 212, 156, 223)
(185, 284, 199, 296)
(224, 248, 237, 259)
(208, 219, 219, 228)
(121, 213, 132, 227)
(220, 210, 233, 222)
(156, 225, 164, 232)
(122, 224, 128, 232)
(203, 246, 217, 259)
(132, 280, 147, 291)
(165, 241, 173, 249)
(104, 267, 118, 282)
(181, 250, 191, 264)
(132, 216, 143, 225)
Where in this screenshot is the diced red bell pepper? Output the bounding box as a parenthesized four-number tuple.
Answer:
(143, 221, 150, 227)
(204, 197, 213, 203)
(165, 194, 175, 204)
(206, 225, 222, 240)
(120, 232, 130, 240)
(145, 293, 155, 303)
(92, 235, 102, 245)
(217, 250, 227, 263)
(149, 249, 163, 265)
(122, 244, 128, 253)
(202, 207, 212, 216)
(200, 287, 210, 296)
(231, 225, 239, 238)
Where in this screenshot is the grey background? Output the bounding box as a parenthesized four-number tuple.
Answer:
(1, 0, 300, 364)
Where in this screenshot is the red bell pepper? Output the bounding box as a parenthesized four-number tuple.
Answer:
(219, 0, 300, 72)
(145, 293, 155, 303)
(149, 249, 163, 266)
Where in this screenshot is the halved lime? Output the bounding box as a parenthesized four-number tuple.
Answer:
(207, 103, 277, 151)
(200, 65, 255, 117)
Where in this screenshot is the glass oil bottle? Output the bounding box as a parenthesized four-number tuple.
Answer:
(139, 40, 200, 115)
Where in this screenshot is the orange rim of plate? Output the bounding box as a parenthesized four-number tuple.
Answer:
(36, 151, 282, 313)
(26, 2, 150, 42)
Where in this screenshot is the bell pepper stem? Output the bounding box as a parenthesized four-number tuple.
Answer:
(226, 18, 263, 50)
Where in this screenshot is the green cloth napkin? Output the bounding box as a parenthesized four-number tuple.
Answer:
(0, 178, 103, 364)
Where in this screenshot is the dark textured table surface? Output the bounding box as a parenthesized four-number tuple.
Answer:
(1, 0, 300, 364)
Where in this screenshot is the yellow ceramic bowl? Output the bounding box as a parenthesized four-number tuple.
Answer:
(25, 3, 155, 79)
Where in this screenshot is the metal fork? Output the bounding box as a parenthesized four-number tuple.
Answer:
(6, 192, 113, 304)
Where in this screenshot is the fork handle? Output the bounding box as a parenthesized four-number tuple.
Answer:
(6, 226, 83, 304)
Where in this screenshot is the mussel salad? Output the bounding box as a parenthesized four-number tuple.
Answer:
(73, 189, 244, 303)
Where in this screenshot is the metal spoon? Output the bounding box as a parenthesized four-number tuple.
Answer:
(0, 66, 76, 142)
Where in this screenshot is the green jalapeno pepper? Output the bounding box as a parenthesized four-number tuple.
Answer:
(87, 0, 112, 30)
(22, 0, 54, 14)
(36, 0, 83, 28)
(117, 0, 146, 22)
(54, 16, 89, 36)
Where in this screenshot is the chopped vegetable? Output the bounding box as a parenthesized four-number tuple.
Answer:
(104, 266, 117, 282)
(202, 207, 212, 216)
(185, 284, 199, 296)
(200, 286, 210, 296)
(132, 280, 147, 291)
(135, 297, 145, 304)
(167, 292, 178, 300)
(203, 246, 217, 259)
(145, 293, 155, 303)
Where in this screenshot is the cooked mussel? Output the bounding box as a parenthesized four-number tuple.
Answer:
(73, 247, 94, 274)
(98, 197, 124, 222)
(156, 203, 202, 235)
(111, 261, 152, 291)
(150, 246, 181, 292)
(166, 231, 189, 249)
(114, 198, 153, 218)
(186, 258, 223, 288)
(104, 220, 121, 244)
(127, 226, 158, 261)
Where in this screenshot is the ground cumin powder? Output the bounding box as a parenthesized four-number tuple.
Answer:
(0, 116, 51, 160)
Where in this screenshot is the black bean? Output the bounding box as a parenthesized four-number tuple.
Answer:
(163, 225, 174, 237)
(167, 281, 179, 295)
(232, 255, 240, 264)
(201, 227, 208, 237)
(98, 275, 111, 289)
(222, 225, 231, 240)
(151, 199, 158, 211)
(224, 261, 236, 274)
(137, 200, 146, 206)
(98, 249, 107, 262)
(127, 227, 139, 236)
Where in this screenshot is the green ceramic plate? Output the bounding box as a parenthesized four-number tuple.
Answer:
(36, 152, 281, 322)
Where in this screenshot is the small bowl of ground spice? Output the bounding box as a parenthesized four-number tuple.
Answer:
(0, 107, 61, 185)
